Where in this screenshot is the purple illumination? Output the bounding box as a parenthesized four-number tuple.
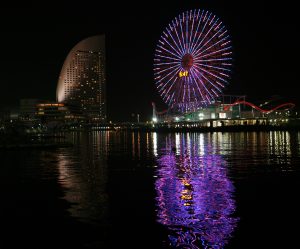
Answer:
(154, 10, 232, 112)
(154, 134, 238, 248)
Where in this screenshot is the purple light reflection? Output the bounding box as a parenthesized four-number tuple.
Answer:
(154, 134, 238, 248)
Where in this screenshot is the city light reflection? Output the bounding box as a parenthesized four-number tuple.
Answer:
(152, 132, 158, 157)
(154, 133, 238, 248)
(57, 131, 108, 221)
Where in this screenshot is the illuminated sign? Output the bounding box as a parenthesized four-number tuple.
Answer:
(37, 103, 65, 107)
(219, 113, 226, 119)
(179, 71, 189, 77)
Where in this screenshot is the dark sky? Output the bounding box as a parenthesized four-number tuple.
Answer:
(0, 1, 298, 121)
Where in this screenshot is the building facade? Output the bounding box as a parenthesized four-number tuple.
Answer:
(56, 35, 106, 122)
(19, 99, 41, 120)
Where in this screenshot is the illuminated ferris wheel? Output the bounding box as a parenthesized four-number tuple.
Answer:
(154, 9, 233, 113)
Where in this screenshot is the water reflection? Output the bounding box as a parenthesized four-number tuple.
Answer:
(57, 131, 109, 223)
(268, 131, 291, 164)
(153, 132, 158, 157)
(153, 133, 238, 248)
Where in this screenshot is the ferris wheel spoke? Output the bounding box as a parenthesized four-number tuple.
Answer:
(156, 65, 181, 85)
(161, 35, 183, 58)
(189, 68, 206, 102)
(184, 12, 190, 53)
(176, 78, 185, 104)
(154, 65, 179, 76)
(221, 40, 231, 47)
(216, 81, 225, 88)
(155, 53, 181, 62)
(154, 61, 180, 66)
(218, 29, 228, 38)
(192, 25, 225, 57)
(190, 16, 219, 56)
(196, 57, 232, 63)
(166, 91, 175, 106)
(191, 87, 199, 105)
(165, 88, 175, 103)
(191, 10, 209, 52)
(179, 14, 187, 54)
(211, 88, 219, 97)
(165, 77, 178, 97)
(194, 46, 232, 59)
(194, 63, 228, 83)
(175, 84, 182, 104)
(154, 63, 179, 74)
(194, 66, 228, 86)
(222, 63, 232, 67)
(188, 10, 196, 53)
(191, 67, 216, 102)
(194, 62, 231, 72)
(186, 78, 190, 104)
(190, 10, 204, 55)
(190, 11, 212, 54)
(197, 35, 231, 57)
(182, 80, 186, 104)
(214, 20, 223, 31)
(162, 85, 174, 100)
(196, 17, 220, 51)
(154, 64, 181, 76)
(193, 65, 224, 93)
(164, 70, 181, 94)
(166, 25, 185, 55)
(158, 66, 182, 91)
(185, 76, 191, 104)
(170, 92, 175, 106)
(173, 18, 186, 54)
(185, 11, 190, 55)
(189, 77, 193, 104)
(157, 44, 181, 59)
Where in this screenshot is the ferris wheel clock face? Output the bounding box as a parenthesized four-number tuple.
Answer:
(154, 9, 233, 113)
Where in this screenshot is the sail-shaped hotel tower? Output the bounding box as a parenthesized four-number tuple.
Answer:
(56, 35, 106, 122)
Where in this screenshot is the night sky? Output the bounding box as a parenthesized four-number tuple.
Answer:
(0, 1, 298, 121)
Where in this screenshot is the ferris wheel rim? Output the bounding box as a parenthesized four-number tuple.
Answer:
(154, 9, 233, 113)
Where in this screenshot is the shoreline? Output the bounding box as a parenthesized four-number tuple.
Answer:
(51, 124, 300, 133)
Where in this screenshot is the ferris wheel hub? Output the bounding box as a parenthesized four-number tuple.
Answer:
(181, 54, 194, 70)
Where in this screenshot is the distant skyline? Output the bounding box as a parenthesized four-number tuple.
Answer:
(0, 1, 298, 121)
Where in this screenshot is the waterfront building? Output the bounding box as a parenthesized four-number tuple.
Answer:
(35, 102, 83, 124)
(152, 94, 295, 128)
(19, 99, 42, 120)
(56, 35, 106, 122)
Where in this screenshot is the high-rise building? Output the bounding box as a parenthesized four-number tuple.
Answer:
(56, 35, 106, 122)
